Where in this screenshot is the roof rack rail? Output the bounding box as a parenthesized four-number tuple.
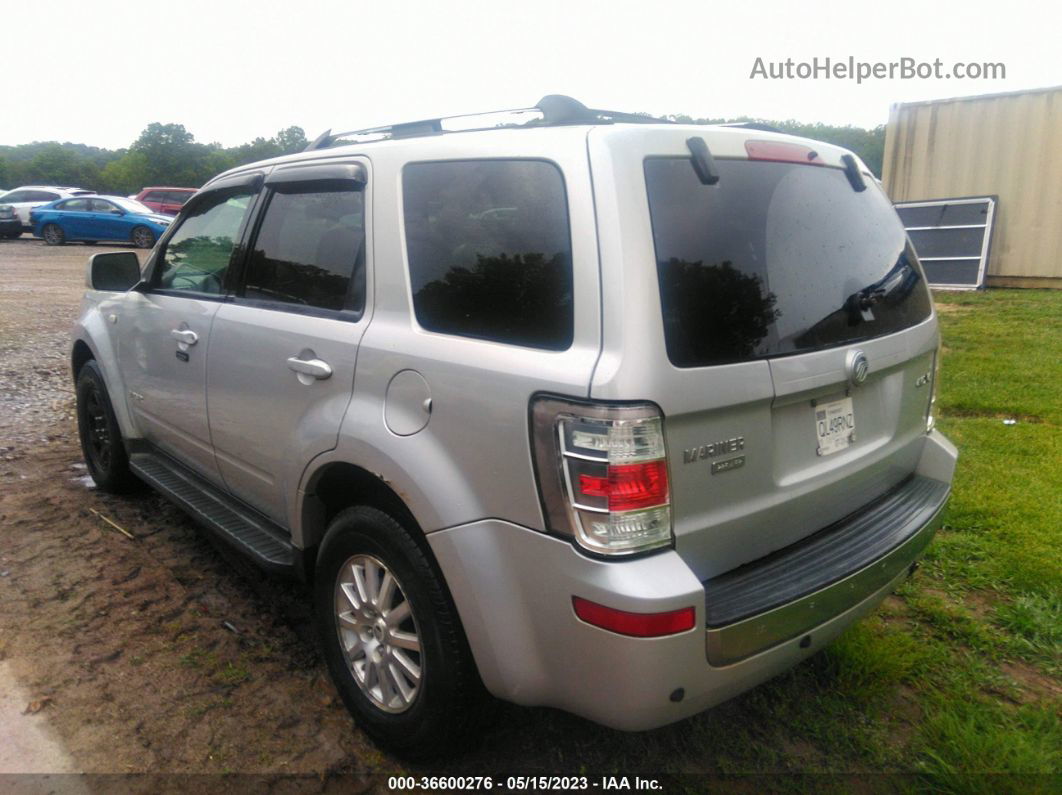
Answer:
(305, 95, 672, 151)
(719, 121, 785, 134)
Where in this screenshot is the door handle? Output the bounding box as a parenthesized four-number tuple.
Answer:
(171, 328, 198, 346)
(287, 356, 333, 381)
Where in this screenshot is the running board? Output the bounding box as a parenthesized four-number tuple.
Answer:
(129, 451, 295, 574)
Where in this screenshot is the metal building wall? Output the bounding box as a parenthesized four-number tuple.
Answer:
(883, 86, 1062, 287)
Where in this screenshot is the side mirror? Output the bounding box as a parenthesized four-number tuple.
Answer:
(88, 251, 141, 291)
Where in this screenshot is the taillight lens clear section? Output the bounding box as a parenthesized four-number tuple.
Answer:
(531, 396, 673, 555)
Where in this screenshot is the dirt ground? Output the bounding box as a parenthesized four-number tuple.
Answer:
(0, 237, 388, 781)
(0, 237, 724, 788)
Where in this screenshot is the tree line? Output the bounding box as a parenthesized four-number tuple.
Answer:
(0, 117, 884, 195)
(0, 123, 308, 195)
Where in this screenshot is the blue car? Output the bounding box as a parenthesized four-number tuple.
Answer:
(31, 195, 172, 248)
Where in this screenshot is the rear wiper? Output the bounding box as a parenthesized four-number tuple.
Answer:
(844, 258, 912, 323)
(847, 285, 886, 323)
(687, 137, 720, 185)
(841, 154, 867, 192)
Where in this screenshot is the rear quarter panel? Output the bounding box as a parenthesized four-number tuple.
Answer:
(296, 129, 603, 543)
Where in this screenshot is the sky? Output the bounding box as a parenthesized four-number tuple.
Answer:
(2, 0, 1059, 150)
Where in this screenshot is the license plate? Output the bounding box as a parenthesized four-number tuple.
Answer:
(815, 397, 855, 456)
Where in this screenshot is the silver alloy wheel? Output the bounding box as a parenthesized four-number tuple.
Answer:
(43, 224, 63, 244)
(132, 227, 154, 248)
(334, 554, 423, 713)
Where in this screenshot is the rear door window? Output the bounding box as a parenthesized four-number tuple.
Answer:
(644, 157, 932, 368)
(241, 184, 365, 313)
(402, 159, 573, 350)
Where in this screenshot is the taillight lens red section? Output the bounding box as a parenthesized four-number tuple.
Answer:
(745, 139, 823, 165)
(572, 596, 695, 638)
(578, 460, 669, 512)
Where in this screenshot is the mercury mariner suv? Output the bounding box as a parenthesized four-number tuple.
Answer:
(71, 95, 957, 755)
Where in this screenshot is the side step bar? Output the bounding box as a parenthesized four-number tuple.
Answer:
(129, 451, 295, 574)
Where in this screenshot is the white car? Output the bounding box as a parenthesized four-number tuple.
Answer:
(0, 185, 94, 229)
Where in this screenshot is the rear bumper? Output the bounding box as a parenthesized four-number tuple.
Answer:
(428, 431, 956, 731)
(0, 219, 21, 235)
(704, 475, 948, 665)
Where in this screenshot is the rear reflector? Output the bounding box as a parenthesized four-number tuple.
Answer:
(745, 139, 823, 165)
(572, 596, 695, 638)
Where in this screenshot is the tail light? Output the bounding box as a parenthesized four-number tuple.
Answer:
(531, 396, 673, 556)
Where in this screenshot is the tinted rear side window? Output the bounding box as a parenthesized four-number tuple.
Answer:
(645, 158, 933, 368)
(403, 160, 572, 350)
(242, 186, 365, 313)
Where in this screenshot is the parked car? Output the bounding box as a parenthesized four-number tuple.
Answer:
(0, 204, 21, 238)
(0, 185, 93, 229)
(71, 95, 956, 757)
(31, 196, 171, 248)
(134, 187, 197, 216)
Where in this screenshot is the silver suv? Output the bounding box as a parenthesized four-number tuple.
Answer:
(71, 96, 957, 755)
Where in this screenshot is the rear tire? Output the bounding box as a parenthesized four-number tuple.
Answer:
(42, 224, 65, 245)
(131, 226, 155, 249)
(314, 506, 485, 757)
(75, 360, 137, 493)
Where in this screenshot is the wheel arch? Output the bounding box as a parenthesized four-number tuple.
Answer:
(298, 461, 424, 578)
(71, 338, 94, 382)
(70, 328, 138, 441)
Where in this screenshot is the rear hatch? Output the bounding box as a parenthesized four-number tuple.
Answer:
(588, 127, 937, 581)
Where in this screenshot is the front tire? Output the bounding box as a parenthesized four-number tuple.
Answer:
(75, 360, 137, 493)
(42, 224, 66, 245)
(131, 226, 155, 249)
(314, 506, 484, 757)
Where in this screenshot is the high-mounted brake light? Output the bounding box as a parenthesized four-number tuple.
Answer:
(531, 396, 673, 555)
(745, 139, 823, 165)
(572, 596, 695, 637)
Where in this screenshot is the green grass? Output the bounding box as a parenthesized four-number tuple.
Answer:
(840, 289, 1062, 786)
(835, 289, 1062, 787)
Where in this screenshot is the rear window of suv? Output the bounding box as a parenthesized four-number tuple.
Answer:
(402, 159, 573, 351)
(645, 157, 933, 368)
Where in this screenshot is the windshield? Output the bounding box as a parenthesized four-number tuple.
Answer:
(644, 157, 932, 368)
(110, 198, 155, 214)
